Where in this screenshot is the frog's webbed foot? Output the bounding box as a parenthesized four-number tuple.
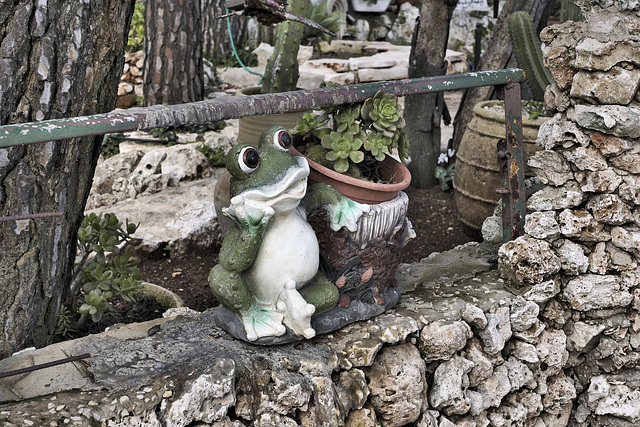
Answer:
(240, 301, 286, 341)
(277, 280, 316, 339)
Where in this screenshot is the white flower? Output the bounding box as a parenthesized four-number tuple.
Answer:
(447, 148, 456, 158)
(438, 153, 449, 164)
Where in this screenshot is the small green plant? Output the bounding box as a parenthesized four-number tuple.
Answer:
(292, 90, 409, 181)
(196, 143, 227, 167)
(434, 149, 456, 192)
(126, 1, 145, 53)
(101, 134, 121, 159)
(56, 213, 142, 338)
(302, 0, 342, 44)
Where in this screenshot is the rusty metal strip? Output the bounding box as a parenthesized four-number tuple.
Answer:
(0, 353, 90, 380)
(0, 69, 525, 148)
(0, 211, 64, 223)
(502, 82, 526, 241)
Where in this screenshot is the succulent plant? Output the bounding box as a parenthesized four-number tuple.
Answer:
(292, 90, 408, 180)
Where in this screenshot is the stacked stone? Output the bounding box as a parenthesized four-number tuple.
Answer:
(498, 3, 640, 425)
(116, 50, 143, 108)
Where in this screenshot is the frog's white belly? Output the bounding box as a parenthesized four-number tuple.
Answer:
(246, 210, 319, 305)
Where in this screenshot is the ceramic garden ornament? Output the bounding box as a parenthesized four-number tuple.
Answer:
(209, 126, 367, 342)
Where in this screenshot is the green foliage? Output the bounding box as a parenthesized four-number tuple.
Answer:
(213, 47, 258, 68)
(126, 1, 145, 53)
(434, 149, 456, 192)
(101, 134, 121, 159)
(196, 143, 227, 167)
(508, 11, 552, 102)
(303, 0, 342, 44)
(56, 213, 142, 338)
(292, 90, 409, 181)
(560, 0, 583, 23)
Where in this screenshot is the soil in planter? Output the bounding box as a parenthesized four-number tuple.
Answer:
(138, 185, 480, 312)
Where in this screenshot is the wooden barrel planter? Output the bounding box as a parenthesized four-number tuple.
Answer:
(453, 100, 550, 235)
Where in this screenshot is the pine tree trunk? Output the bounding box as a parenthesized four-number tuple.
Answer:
(0, 0, 135, 358)
(404, 0, 458, 188)
(201, 0, 248, 61)
(143, 0, 204, 106)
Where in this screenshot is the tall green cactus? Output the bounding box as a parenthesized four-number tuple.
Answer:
(261, 0, 309, 93)
(508, 11, 553, 102)
(560, 0, 583, 23)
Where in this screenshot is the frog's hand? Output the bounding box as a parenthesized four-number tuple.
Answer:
(305, 183, 369, 232)
(240, 300, 286, 341)
(277, 280, 316, 339)
(226, 195, 275, 231)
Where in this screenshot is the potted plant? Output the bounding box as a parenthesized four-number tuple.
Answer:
(289, 89, 414, 307)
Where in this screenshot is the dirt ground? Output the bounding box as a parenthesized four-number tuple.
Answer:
(137, 184, 480, 312)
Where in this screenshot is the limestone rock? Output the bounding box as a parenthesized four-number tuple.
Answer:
(574, 168, 622, 193)
(477, 306, 512, 355)
(465, 338, 494, 388)
(504, 356, 535, 390)
(587, 194, 633, 225)
(498, 236, 561, 286)
(535, 115, 590, 150)
(611, 226, 640, 256)
(558, 209, 611, 242)
(165, 200, 222, 258)
(536, 329, 568, 377)
(487, 390, 542, 426)
(574, 104, 640, 138)
(523, 279, 561, 303)
(619, 174, 640, 205)
(543, 45, 576, 91)
(527, 181, 586, 212)
(567, 321, 606, 352)
(345, 405, 378, 426)
(462, 303, 488, 330)
(524, 211, 561, 240)
(335, 369, 369, 418)
(512, 341, 539, 363)
(562, 146, 608, 171)
(607, 242, 637, 271)
(468, 364, 511, 416)
(591, 131, 635, 157)
(574, 38, 640, 72)
(161, 360, 236, 426)
(527, 150, 573, 186)
(588, 376, 640, 423)
(571, 66, 640, 105)
(562, 274, 633, 311)
(510, 296, 540, 332)
(419, 319, 473, 362)
(429, 355, 474, 415)
(366, 343, 426, 427)
(610, 147, 640, 174)
(541, 373, 576, 415)
(555, 239, 589, 275)
(386, 3, 419, 44)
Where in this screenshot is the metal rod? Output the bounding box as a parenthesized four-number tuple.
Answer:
(0, 211, 64, 223)
(0, 69, 524, 148)
(0, 353, 90, 380)
(503, 81, 526, 241)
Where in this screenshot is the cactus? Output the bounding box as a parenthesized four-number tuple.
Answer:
(508, 11, 553, 102)
(560, 0, 583, 23)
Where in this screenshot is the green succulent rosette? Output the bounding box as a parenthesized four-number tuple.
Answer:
(361, 91, 405, 139)
(321, 128, 366, 173)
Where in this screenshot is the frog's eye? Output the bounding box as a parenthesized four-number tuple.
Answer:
(273, 129, 292, 151)
(239, 146, 260, 173)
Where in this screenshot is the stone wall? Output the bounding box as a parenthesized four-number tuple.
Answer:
(498, 3, 640, 426)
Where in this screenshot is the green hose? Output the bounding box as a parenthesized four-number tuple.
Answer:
(226, 9, 263, 83)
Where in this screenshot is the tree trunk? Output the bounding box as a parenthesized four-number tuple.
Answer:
(450, 0, 555, 152)
(201, 0, 248, 61)
(0, 0, 135, 358)
(404, 0, 458, 188)
(143, 0, 204, 106)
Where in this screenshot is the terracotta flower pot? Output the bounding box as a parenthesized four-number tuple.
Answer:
(290, 146, 412, 204)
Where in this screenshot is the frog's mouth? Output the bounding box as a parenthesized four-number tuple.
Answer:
(241, 158, 310, 206)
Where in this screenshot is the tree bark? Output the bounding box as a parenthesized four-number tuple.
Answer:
(450, 0, 555, 152)
(143, 0, 204, 106)
(201, 0, 248, 61)
(0, 0, 135, 358)
(404, 0, 458, 188)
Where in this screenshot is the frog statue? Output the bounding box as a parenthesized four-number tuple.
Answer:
(209, 125, 365, 342)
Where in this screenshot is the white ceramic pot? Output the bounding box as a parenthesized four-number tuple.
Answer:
(350, 0, 392, 13)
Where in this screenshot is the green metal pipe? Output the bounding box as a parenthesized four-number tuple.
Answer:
(0, 69, 524, 148)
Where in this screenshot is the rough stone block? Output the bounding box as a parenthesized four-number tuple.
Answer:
(562, 274, 633, 311)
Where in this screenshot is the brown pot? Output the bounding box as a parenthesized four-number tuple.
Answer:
(453, 100, 550, 234)
(290, 146, 412, 204)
